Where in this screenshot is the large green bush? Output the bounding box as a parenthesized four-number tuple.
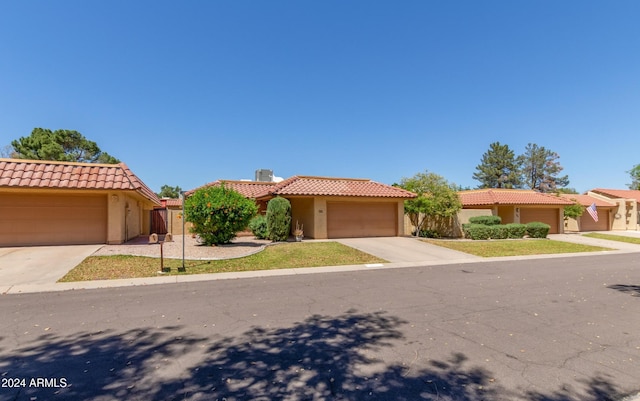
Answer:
(504, 223, 527, 239)
(266, 197, 291, 241)
(463, 224, 492, 240)
(249, 215, 269, 239)
(184, 184, 257, 245)
(526, 222, 550, 238)
(468, 215, 502, 226)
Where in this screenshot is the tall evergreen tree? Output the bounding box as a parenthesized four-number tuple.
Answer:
(628, 164, 640, 190)
(11, 128, 119, 163)
(472, 142, 522, 188)
(518, 143, 569, 192)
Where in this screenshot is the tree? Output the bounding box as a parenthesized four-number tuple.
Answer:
(397, 171, 462, 237)
(184, 184, 257, 245)
(266, 197, 292, 242)
(628, 164, 640, 190)
(157, 185, 183, 198)
(518, 143, 569, 192)
(0, 144, 16, 158)
(472, 142, 522, 188)
(11, 128, 119, 163)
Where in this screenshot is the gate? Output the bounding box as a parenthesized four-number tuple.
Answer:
(150, 208, 168, 235)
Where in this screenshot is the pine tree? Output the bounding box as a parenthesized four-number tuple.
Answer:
(472, 142, 522, 188)
(518, 143, 569, 192)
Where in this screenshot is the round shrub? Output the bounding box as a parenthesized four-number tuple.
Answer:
(526, 222, 550, 238)
(489, 225, 509, 239)
(266, 197, 291, 242)
(249, 215, 269, 239)
(468, 215, 502, 226)
(184, 184, 258, 245)
(504, 223, 527, 239)
(463, 224, 492, 240)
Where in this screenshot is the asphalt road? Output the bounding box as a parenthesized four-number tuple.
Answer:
(1, 253, 639, 401)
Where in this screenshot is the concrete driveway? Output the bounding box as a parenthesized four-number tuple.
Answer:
(336, 236, 481, 263)
(0, 245, 101, 292)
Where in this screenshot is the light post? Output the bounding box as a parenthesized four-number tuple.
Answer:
(179, 191, 186, 272)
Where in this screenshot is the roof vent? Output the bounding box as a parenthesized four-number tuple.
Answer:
(255, 169, 274, 182)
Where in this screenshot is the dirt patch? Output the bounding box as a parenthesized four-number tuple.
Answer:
(92, 235, 271, 260)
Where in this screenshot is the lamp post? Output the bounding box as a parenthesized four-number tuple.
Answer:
(179, 191, 186, 272)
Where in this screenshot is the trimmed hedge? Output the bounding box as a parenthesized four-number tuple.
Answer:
(463, 222, 528, 240)
(266, 197, 292, 242)
(504, 223, 527, 239)
(468, 215, 502, 226)
(526, 222, 550, 238)
(249, 215, 269, 239)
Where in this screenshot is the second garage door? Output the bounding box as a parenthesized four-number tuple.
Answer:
(327, 202, 397, 238)
(580, 209, 610, 231)
(520, 208, 560, 234)
(0, 193, 108, 246)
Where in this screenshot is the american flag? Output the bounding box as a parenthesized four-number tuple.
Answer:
(586, 202, 598, 222)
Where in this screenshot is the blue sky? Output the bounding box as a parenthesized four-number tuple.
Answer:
(1, 1, 638, 194)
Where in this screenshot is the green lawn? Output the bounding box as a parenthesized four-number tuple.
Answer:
(582, 232, 640, 245)
(421, 239, 613, 257)
(59, 242, 387, 282)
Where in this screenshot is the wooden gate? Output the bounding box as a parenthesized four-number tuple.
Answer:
(150, 208, 168, 234)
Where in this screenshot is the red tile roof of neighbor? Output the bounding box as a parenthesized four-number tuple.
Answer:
(0, 158, 161, 204)
(459, 189, 574, 206)
(187, 176, 416, 199)
(559, 194, 616, 207)
(590, 188, 640, 202)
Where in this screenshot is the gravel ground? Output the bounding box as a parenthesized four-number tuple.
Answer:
(92, 235, 271, 260)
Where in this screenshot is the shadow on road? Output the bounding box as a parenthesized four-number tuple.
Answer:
(608, 284, 640, 297)
(0, 310, 633, 400)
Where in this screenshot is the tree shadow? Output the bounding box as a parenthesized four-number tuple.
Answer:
(607, 284, 640, 297)
(0, 310, 634, 401)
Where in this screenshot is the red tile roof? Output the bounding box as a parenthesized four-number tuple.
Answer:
(0, 158, 160, 205)
(187, 176, 416, 199)
(162, 198, 183, 207)
(559, 194, 616, 207)
(590, 188, 640, 202)
(459, 189, 574, 206)
(265, 176, 416, 198)
(186, 180, 278, 198)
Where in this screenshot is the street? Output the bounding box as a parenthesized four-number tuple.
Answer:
(1, 253, 639, 400)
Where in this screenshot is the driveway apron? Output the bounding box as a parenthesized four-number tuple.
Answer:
(335, 236, 481, 263)
(0, 245, 102, 291)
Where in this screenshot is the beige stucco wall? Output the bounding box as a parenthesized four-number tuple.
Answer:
(107, 191, 156, 244)
(588, 192, 639, 230)
(289, 197, 315, 238)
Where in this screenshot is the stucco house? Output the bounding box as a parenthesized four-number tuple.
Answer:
(559, 194, 617, 232)
(187, 176, 416, 239)
(458, 189, 575, 234)
(0, 158, 160, 246)
(587, 189, 640, 231)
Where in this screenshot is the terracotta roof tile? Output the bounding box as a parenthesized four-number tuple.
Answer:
(186, 180, 279, 198)
(459, 189, 574, 206)
(266, 176, 416, 198)
(559, 194, 616, 207)
(590, 188, 640, 202)
(0, 158, 160, 205)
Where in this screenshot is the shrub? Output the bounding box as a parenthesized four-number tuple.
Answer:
(249, 215, 269, 239)
(463, 224, 492, 240)
(184, 184, 258, 245)
(504, 223, 527, 239)
(526, 222, 550, 238)
(489, 225, 509, 239)
(468, 215, 502, 226)
(266, 197, 291, 242)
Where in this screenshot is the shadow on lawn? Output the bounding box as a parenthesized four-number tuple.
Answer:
(0, 311, 633, 401)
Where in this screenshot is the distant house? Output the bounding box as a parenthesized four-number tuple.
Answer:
(559, 194, 616, 232)
(0, 158, 160, 246)
(587, 189, 640, 231)
(187, 176, 416, 239)
(458, 189, 575, 234)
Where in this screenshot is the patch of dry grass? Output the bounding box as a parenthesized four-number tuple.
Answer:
(583, 233, 640, 245)
(421, 239, 612, 257)
(59, 242, 386, 282)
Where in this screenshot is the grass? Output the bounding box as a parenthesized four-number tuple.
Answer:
(421, 238, 613, 258)
(582, 232, 640, 245)
(59, 242, 387, 282)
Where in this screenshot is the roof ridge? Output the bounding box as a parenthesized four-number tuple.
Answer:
(0, 157, 118, 168)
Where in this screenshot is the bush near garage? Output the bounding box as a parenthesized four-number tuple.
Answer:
(526, 222, 551, 238)
(463, 222, 529, 240)
(184, 184, 258, 246)
(505, 223, 527, 239)
(468, 215, 502, 226)
(249, 215, 269, 239)
(266, 196, 292, 242)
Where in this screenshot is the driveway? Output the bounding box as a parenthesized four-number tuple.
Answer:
(336, 236, 481, 263)
(0, 245, 102, 292)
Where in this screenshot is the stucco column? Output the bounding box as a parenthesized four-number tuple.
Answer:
(314, 198, 328, 239)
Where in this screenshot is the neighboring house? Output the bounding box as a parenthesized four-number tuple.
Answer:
(559, 194, 616, 232)
(187, 176, 416, 239)
(159, 197, 191, 236)
(587, 189, 640, 231)
(0, 158, 160, 246)
(458, 189, 575, 234)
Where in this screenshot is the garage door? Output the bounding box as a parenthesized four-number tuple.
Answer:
(580, 209, 609, 231)
(0, 193, 108, 246)
(327, 202, 397, 238)
(520, 208, 560, 234)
